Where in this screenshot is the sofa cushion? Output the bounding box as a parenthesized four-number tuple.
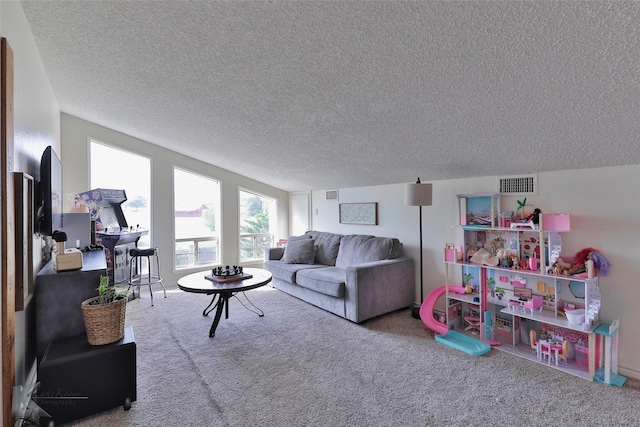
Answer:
(279, 233, 312, 260)
(335, 235, 400, 268)
(305, 231, 343, 266)
(296, 267, 346, 298)
(288, 234, 312, 243)
(264, 260, 324, 283)
(282, 238, 316, 264)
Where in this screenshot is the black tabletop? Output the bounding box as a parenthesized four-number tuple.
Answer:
(177, 267, 272, 294)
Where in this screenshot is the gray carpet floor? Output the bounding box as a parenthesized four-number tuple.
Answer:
(64, 284, 640, 426)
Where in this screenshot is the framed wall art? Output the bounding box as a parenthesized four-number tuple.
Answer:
(339, 202, 378, 225)
(14, 172, 34, 311)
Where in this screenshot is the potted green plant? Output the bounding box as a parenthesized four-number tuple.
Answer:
(486, 277, 496, 297)
(495, 287, 505, 300)
(81, 276, 129, 345)
(463, 273, 474, 293)
(516, 198, 532, 219)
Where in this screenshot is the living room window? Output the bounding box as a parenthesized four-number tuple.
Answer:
(173, 167, 221, 269)
(90, 139, 151, 248)
(239, 189, 276, 262)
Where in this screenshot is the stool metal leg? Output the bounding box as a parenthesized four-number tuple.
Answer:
(146, 255, 154, 306)
(154, 251, 167, 298)
(127, 256, 139, 299)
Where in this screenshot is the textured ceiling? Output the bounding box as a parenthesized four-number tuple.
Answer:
(20, 1, 640, 192)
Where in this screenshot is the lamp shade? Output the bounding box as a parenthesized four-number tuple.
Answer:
(405, 182, 433, 206)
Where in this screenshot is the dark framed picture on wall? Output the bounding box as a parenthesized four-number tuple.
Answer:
(339, 202, 378, 225)
(14, 172, 34, 311)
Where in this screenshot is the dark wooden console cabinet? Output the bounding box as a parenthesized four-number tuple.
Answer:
(35, 249, 107, 360)
(35, 250, 137, 424)
(37, 326, 137, 425)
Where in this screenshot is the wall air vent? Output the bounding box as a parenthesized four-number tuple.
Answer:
(325, 190, 339, 201)
(497, 174, 537, 195)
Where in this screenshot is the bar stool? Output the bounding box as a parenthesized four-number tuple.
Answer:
(128, 247, 166, 306)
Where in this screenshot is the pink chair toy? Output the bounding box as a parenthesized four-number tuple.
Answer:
(538, 340, 554, 365)
(529, 330, 538, 356)
(556, 339, 570, 367)
(523, 295, 543, 315)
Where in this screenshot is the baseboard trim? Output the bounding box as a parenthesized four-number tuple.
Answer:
(618, 365, 640, 381)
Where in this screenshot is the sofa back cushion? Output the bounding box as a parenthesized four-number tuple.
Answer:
(288, 234, 312, 243)
(335, 235, 401, 268)
(305, 231, 343, 266)
(282, 238, 316, 264)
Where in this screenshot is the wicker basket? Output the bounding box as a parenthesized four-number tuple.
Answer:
(81, 296, 127, 345)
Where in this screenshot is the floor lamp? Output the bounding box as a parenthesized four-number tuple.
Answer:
(405, 178, 433, 319)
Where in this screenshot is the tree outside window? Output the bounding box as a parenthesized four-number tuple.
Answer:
(239, 190, 275, 262)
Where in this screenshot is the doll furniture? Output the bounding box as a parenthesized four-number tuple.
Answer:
(507, 300, 521, 313)
(538, 340, 553, 363)
(594, 320, 626, 387)
(538, 339, 562, 365)
(523, 295, 543, 315)
(555, 339, 570, 366)
(529, 330, 538, 356)
(464, 315, 481, 333)
(574, 343, 589, 366)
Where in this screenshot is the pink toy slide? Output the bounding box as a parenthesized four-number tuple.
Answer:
(419, 285, 467, 335)
(419, 285, 491, 356)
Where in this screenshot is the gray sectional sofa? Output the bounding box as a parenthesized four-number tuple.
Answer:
(264, 231, 414, 323)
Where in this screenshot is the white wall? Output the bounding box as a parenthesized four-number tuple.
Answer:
(1, 0, 61, 400)
(311, 165, 640, 379)
(60, 114, 289, 286)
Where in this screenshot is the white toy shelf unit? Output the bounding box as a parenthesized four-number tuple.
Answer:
(442, 193, 623, 385)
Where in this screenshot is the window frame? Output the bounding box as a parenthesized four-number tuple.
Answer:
(88, 138, 152, 248)
(238, 187, 277, 263)
(172, 165, 222, 271)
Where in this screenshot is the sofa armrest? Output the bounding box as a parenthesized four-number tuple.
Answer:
(264, 246, 285, 261)
(344, 257, 414, 323)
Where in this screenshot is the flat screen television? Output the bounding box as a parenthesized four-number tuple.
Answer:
(513, 286, 532, 300)
(37, 146, 63, 236)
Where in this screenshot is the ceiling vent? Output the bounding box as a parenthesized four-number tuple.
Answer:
(325, 190, 339, 201)
(497, 174, 537, 195)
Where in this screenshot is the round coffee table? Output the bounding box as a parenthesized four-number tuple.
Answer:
(177, 268, 272, 337)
